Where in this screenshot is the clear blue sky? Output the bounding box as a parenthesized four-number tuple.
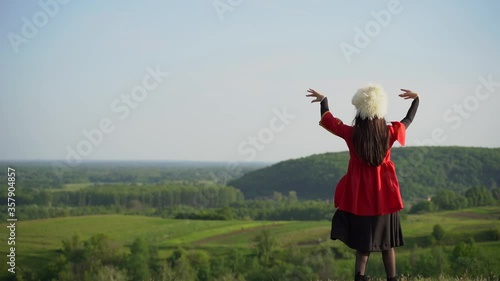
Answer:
(1, 0, 499, 163)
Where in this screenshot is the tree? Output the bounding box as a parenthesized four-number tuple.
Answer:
(254, 228, 277, 266)
(465, 186, 496, 207)
(167, 248, 197, 281)
(304, 244, 336, 280)
(188, 250, 211, 281)
(94, 265, 127, 281)
(431, 246, 450, 276)
(61, 234, 85, 264)
(273, 192, 284, 201)
(450, 239, 481, 276)
(432, 190, 468, 210)
(432, 224, 446, 243)
(84, 234, 123, 268)
(46, 234, 125, 281)
(409, 245, 450, 277)
(127, 238, 151, 281)
(409, 200, 437, 214)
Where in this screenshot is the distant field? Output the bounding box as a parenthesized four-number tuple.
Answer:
(48, 183, 91, 192)
(51, 181, 226, 192)
(1, 207, 499, 277)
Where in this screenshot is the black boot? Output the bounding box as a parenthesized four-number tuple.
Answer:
(355, 272, 371, 281)
(387, 276, 397, 281)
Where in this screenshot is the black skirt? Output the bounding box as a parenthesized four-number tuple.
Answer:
(330, 209, 404, 252)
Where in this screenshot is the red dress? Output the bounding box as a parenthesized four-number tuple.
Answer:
(320, 111, 406, 216)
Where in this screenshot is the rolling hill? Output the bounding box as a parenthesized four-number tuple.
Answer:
(228, 146, 500, 200)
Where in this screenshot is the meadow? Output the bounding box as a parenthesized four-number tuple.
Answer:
(1, 206, 499, 280)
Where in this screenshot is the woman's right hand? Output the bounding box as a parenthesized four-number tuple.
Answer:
(399, 89, 419, 100)
(306, 88, 326, 103)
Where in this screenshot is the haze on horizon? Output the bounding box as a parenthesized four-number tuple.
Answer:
(1, 0, 499, 164)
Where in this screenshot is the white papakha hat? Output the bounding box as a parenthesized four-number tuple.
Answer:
(351, 84, 388, 120)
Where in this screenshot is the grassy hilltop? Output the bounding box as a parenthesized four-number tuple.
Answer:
(1, 206, 499, 280)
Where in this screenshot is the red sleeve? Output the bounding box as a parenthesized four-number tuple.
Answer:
(319, 111, 351, 140)
(390, 121, 406, 146)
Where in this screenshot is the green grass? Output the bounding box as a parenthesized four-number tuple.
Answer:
(402, 207, 499, 235)
(1, 206, 499, 278)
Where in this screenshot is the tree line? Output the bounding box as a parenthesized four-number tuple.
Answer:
(0, 161, 267, 189)
(1, 185, 497, 222)
(409, 186, 499, 214)
(2, 184, 243, 209)
(0, 182, 322, 221)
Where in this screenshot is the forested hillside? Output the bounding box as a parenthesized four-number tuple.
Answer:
(228, 146, 500, 201)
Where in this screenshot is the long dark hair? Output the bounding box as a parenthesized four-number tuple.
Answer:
(352, 116, 389, 166)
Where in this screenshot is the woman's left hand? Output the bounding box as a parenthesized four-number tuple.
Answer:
(306, 88, 325, 103)
(399, 89, 419, 99)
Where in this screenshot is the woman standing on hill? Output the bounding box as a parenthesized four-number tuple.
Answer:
(306, 85, 419, 281)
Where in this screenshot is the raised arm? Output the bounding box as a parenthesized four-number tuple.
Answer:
(306, 88, 327, 116)
(306, 88, 350, 139)
(398, 89, 420, 128)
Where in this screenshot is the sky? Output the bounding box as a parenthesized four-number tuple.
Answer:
(1, 0, 499, 164)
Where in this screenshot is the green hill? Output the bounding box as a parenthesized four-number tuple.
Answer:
(228, 146, 500, 200)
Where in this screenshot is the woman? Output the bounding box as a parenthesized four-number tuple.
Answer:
(306, 85, 419, 281)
